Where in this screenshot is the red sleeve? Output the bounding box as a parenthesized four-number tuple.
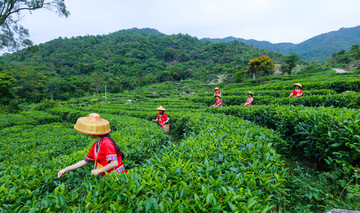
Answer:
(102, 138, 118, 162)
(163, 113, 169, 119)
(292, 90, 296, 95)
(85, 142, 96, 162)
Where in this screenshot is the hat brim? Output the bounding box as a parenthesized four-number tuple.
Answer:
(74, 117, 111, 135)
(293, 83, 303, 88)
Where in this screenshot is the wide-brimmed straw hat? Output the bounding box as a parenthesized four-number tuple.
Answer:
(214, 94, 221, 98)
(214, 87, 219, 90)
(156, 106, 166, 111)
(74, 113, 111, 135)
(293, 83, 303, 88)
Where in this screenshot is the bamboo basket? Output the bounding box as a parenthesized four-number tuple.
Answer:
(163, 124, 170, 133)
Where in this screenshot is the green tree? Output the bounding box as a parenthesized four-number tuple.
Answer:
(281, 53, 299, 75)
(232, 70, 244, 83)
(246, 55, 275, 83)
(349, 44, 360, 60)
(0, 0, 69, 50)
(0, 72, 16, 104)
(164, 47, 177, 61)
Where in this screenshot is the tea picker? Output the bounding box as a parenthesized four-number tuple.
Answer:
(214, 87, 222, 97)
(210, 94, 223, 107)
(241, 91, 254, 106)
(289, 83, 303, 97)
(152, 106, 170, 132)
(58, 113, 127, 178)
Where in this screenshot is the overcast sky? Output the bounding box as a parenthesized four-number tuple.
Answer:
(19, 0, 360, 45)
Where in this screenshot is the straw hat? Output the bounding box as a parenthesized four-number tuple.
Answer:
(74, 113, 111, 135)
(293, 83, 303, 88)
(156, 106, 166, 111)
(214, 94, 221, 98)
(214, 87, 219, 90)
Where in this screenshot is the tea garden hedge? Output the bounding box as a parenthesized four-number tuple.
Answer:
(1, 73, 359, 212)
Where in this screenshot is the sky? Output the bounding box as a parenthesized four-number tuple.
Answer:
(19, 0, 360, 45)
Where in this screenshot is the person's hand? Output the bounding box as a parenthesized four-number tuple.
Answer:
(58, 168, 68, 178)
(152, 119, 156, 122)
(91, 169, 101, 176)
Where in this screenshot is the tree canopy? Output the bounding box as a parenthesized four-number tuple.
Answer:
(246, 55, 275, 81)
(0, 0, 69, 50)
(281, 53, 300, 75)
(1, 29, 283, 103)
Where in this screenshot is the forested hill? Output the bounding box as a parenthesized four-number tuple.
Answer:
(0, 28, 282, 102)
(203, 25, 360, 61)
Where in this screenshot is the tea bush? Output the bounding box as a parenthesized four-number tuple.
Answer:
(183, 92, 360, 108)
(0, 113, 172, 212)
(210, 105, 360, 172)
(30, 113, 286, 212)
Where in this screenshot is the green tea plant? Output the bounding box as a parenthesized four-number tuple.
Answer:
(210, 105, 360, 172)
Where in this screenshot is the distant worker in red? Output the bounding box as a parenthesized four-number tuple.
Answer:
(214, 87, 222, 97)
(210, 94, 223, 107)
(152, 106, 169, 129)
(58, 113, 126, 178)
(289, 83, 303, 98)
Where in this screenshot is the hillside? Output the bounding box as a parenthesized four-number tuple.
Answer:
(203, 25, 360, 61)
(0, 28, 282, 103)
(1, 67, 360, 211)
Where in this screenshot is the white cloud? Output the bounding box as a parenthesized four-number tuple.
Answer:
(18, 0, 360, 45)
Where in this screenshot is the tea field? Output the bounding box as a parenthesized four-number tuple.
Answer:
(1, 71, 360, 212)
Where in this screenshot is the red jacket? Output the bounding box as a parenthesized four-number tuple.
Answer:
(215, 99, 223, 107)
(157, 113, 169, 125)
(85, 137, 126, 176)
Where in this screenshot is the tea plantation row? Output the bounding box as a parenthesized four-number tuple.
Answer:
(210, 105, 360, 172)
(1, 106, 288, 212)
(182, 92, 360, 108)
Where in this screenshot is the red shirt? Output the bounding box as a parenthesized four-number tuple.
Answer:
(292, 89, 303, 97)
(157, 113, 169, 125)
(85, 137, 126, 176)
(214, 90, 221, 95)
(215, 99, 223, 107)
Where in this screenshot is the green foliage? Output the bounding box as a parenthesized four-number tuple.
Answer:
(188, 92, 360, 108)
(1, 104, 287, 211)
(210, 105, 360, 172)
(1, 29, 282, 103)
(33, 99, 58, 111)
(0, 0, 69, 50)
(246, 55, 275, 81)
(0, 72, 16, 105)
(281, 53, 300, 75)
(329, 44, 360, 69)
(280, 161, 360, 212)
(1, 56, 360, 211)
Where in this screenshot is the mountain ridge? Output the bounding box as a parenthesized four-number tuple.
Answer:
(202, 25, 360, 61)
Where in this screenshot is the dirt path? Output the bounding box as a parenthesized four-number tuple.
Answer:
(333, 68, 350, 73)
(207, 75, 227, 85)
